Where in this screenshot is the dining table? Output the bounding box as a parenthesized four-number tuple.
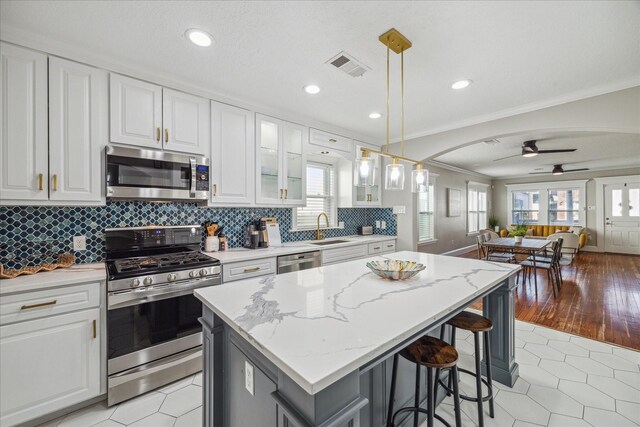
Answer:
(482, 237, 552, 290)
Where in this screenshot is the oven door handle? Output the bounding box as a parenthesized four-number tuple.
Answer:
(108, 278, 218, 310)
(189, 157, 197, 197)
(109, 346, 201, 387)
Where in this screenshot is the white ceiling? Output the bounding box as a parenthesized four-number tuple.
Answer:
(1, 1, 639, 142)
(433, 132, 640, 178)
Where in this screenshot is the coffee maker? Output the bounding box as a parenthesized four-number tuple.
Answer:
(244, 218, 272, 249)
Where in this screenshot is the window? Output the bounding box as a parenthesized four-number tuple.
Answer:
(548, 189, 580, 225)
(467, 182, 488, 233)
(294, 162, 336, 229)
(418, 178, 437, 242)
(511, 191, 539, 224)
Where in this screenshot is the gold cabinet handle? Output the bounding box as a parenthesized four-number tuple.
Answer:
(165, 128, 169, 143)
(21, 300, 57, 310)
(243, 267, 260, 273)
(284, 189, 288, 199)
(38, 173, 43, 191)
(279, 189, 283, 199)
(156, 127, 161, 142)
(212, 184, 217, 196)
(92, 319, 97, 339)
(373, 246, 381, 250)
(329, 138, 337, 143)
(52, 174, 57, 191)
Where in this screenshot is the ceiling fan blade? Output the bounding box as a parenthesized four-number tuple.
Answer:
(528, 171, 551, 174)
(493, 153, 521, 162)
(563, 168, 590, 172)
(537, 149, 577, 154)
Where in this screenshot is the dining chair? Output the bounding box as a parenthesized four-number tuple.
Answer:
(520, 238, 563, 297)
(477, 234, 516, 263)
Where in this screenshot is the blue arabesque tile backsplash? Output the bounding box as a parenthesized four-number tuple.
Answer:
(0, 202, 396, 269)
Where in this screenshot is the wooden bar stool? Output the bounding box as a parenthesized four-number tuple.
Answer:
(387, 336, 462, 427)
(440, 311, 495, 427)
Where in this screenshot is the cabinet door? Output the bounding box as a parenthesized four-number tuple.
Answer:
(109, 73, 162, 148)
(0, 43, 49, 201)
(256, 115, 284, 205)
(281, 121, 306, 206)
(49, 58, 107, 202)
(0, 308, 100, 426)
(210, 101, 254, 205)
(162, 88, 209, 155)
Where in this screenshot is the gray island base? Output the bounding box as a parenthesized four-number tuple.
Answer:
(196, 251, 520, 427)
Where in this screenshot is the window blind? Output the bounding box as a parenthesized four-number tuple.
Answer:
(295, 163, 336, 229)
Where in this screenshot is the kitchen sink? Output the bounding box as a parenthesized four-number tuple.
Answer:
(309, 239, 350, 246)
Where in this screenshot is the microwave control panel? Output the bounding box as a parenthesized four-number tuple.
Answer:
(196, 165, 210, 192)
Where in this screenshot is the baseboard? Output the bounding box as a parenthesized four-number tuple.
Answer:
(580, 245, 601, 253)
(441, 244, 476, 256)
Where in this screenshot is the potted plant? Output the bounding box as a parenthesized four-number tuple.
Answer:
(508, 220, 528, 243)
(488, 216, 500, 233)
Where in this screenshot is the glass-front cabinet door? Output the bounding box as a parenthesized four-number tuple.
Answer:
(256, 114, 306, 206)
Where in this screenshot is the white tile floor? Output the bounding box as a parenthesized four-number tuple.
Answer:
(38, 318, 639, 427)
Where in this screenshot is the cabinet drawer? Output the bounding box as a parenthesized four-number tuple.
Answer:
(369, 240, 396, 255)
(0, 282, 101, 325)
(224, 258, 277, 283)
(322, 244, 368, 265)
(309, 128, 352, 153)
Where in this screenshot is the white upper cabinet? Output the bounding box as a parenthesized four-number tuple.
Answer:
(0, 43, 49, 201)
(353, 142, 382, 206)
(162, 88, 209, 155)
(210, 101, 255, 205)
(109, 73, 162, 149)
(309, 128, 353, 155)
(110, 74, 208, 155)
(49, 58, 107, 202)
(256, 114, 306, 206)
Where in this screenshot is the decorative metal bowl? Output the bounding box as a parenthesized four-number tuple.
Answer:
(366, 260, 426, 281)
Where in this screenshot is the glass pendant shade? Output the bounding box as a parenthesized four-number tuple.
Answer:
(385, 160, 405, 190)
(411, 166, 429, 193)
(354, 157, 375, 186)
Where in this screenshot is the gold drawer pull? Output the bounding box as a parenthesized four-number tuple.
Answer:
(373, 246, 381, 250)
(280, 189, 283, 199)
(243, 267, 260, 273)
(38, 173, 43, 191)
(329, 138, 337, 143)
(156, 127, 161, 142)
(386, 244, 394, 248)
(21, 300, 57, 310)
(92, 319, 97, 339)
(284, 189, 288, 199)
(165, 128, 169, 143)
(52, 174, 57, 191)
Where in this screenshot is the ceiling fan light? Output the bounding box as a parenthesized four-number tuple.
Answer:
(522, 151, 538, 158)
(552, 165, 564, 175)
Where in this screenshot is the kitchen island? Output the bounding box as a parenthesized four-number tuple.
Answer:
(195, 251, 520, 427)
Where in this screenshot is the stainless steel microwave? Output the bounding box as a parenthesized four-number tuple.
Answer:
(106, 146, 210, 203)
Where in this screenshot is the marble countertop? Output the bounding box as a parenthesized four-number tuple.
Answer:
(202, 235, 396, 264)
(195, 250, 519, 395)
(0, 263, 106, 296)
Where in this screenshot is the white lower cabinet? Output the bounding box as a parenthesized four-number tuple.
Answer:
(0, 307, 101, 426)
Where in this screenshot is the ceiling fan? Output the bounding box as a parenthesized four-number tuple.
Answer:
(493, 140, 577, 161)
(529, 164, 589, 176)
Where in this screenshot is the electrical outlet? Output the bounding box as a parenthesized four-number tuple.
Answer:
(381, 221, 386, 229)
(393, 205, 406, 214)
(73, 236, 87, 251)
(375, 220, 381, 228)
(338, 221, 345, 229)
(244, 361, 254, 395)
(451, 240, 455, 245)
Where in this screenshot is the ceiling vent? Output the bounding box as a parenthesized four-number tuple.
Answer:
(482, 139, 501, 146)
(326, 51, 370, 78)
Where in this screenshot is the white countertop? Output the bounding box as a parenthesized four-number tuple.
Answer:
(202, 235, 396, 264)
(0, 263, 106, 296)
(194, 250, 519, 395)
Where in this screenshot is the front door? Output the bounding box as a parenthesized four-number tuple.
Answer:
(604, 182, 640, 254)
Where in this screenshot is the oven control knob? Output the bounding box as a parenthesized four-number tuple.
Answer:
(167, 273, 178, 282)
(189, 270, 198, 278)
(131, 278, 141, 288)
(199, 269, 208, 277)
(143, 277, 153, 286)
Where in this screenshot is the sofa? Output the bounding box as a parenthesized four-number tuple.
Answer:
(500, 225, 588, 254)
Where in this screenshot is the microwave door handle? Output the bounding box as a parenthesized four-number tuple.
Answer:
(190, 157, 196, 197)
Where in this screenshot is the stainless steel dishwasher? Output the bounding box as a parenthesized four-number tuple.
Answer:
(277, 251, 321, 274)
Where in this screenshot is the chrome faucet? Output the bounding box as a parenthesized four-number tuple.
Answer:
(316, 212, 329, 240)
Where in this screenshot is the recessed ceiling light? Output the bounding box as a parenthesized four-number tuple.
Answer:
(451, 79, 472, 90)
(303, 85, 320, 95)
(369, 112, 382, 119)
(185, 29, 214, 47)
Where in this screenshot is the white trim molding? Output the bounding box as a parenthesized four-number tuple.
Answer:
(593, 175, 640, 253)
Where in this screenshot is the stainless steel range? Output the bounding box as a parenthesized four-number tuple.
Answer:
(105, 225, 220, 406)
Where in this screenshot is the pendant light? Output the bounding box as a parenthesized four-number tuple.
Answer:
(355, 28, 429, 192)
(354, 150, 375, 186)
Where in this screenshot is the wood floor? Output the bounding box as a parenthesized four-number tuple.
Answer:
(461, 250, 640, 350)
